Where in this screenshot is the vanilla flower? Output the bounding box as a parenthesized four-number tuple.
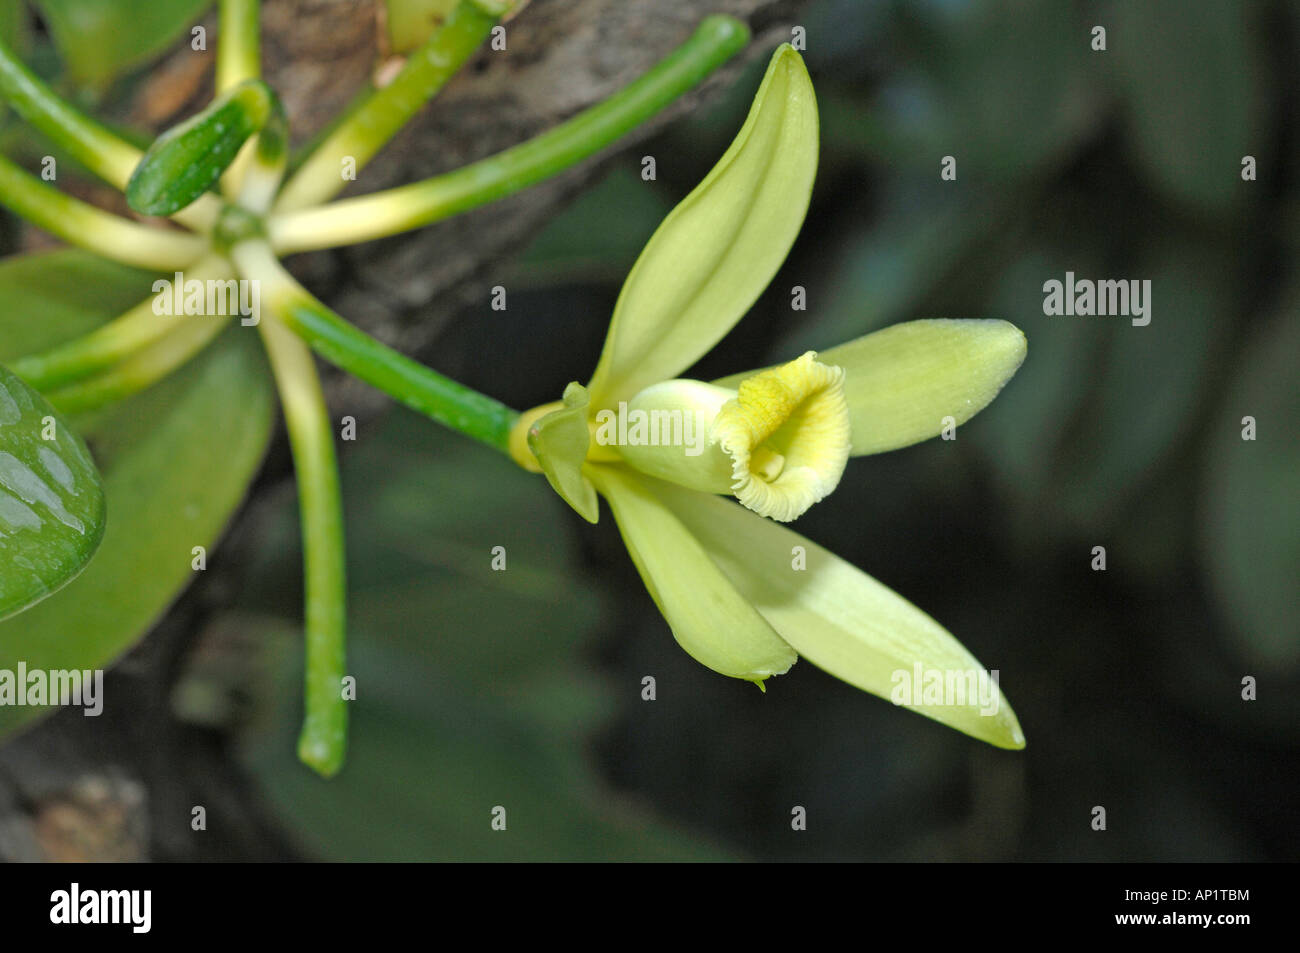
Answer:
(508, 45, 1027, 748)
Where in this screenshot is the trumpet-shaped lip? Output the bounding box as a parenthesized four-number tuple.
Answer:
(710, 351, 851, 522)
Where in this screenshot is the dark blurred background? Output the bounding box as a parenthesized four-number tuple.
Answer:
(3, 0, 1298, 861)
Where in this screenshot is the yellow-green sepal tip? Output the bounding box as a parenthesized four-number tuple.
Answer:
(525, 382, 599, 524)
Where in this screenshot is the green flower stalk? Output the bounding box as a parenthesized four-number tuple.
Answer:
(507, 46, 1028, 749)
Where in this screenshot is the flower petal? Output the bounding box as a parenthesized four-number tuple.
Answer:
(586, 44, 819, 408)
(710, 351, 851, 521)
(714, 319, 1027, 456)
(588, 465, 797, 682)
(526, 382, 599, 523)
(612, 379, 736, 493)
(646, 477, 1025, 748)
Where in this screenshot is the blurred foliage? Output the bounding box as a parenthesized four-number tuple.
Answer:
(0, 1, 27, 53)
(1200, 290, 1300, 673)
(232, 412, 730, 860)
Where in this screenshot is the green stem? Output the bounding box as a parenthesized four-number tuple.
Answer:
(267, 14, 750, 254)
(0, 154, 208, 269)
(217, 0, 261, 93)
(257, 314, 348, 778)
(0, 35, 219, 230)
(274, 0, 502, 211)
(217, 0, 266, 199)
(10, 254, 232, 390)
(231, 240, 518, 450)
(42, 314, 231, 414)
(235, 95, 288, 212)
(0, 34, 140, 188)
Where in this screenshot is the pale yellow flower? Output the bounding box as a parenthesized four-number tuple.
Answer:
(509, 45, 1027, 748)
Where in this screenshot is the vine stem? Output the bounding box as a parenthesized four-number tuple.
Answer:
(231, 239, 519, 452)
(235, 95, 289, 213)
(0, 35, 220, 231)
(217, 0, 262, 94)
(42, 316, 230, 414)
(0, 154, 208, 270)
(257, 297, 349, 779)
(273, 0, 503, 212)
(10, 253, 233, 391)
(267, 15, 750, 254)
(218, 0, 265, 198)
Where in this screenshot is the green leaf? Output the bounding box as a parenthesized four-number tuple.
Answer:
(0, 249, 158, 361)
(0, 364, 105, 619)
(1112, 0, 1261, 216)
(1201, 295, 1300, 673)
(585, 43, 819, 408)
(973, 251, 1109, 501)
(127, 79, 277, 216)
(0, 328, 273, 737)
(870, 1, 1098, 184)
(526, 382, 598, 523)
(1054, 248, 1223, 528)
(31, 0, 212, 89)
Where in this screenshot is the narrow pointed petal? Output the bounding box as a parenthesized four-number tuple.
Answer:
(714, 320, 1027, 456)
(588, 465, 797, 682)
(526, 382, 599, 523)
(586, 44, 819, 408)
(647, 478, 1025, 748)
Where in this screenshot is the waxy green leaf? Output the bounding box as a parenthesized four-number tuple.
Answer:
(586, 43, 819, 407)
(127, 79, 279, 216)
(0, 364, 105, 620)
(0, 327, 273, 737)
